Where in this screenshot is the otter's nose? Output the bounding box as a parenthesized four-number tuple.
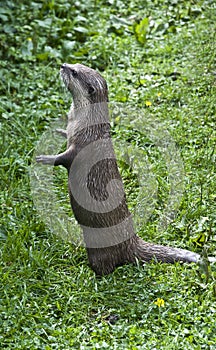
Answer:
(61, 63, 68, 69)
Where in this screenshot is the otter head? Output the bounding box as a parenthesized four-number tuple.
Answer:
(60, 63, 108, 108)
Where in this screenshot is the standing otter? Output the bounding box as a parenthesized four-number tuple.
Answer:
(36, 63, 215, 275)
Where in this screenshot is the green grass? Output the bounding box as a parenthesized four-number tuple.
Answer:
(0, 0, 216, 349)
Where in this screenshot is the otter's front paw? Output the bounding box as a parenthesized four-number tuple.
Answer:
(36, 155, 56, 165)
(56, 128, 67, 138)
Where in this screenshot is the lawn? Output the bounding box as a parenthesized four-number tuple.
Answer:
(0, 0, 216, 349)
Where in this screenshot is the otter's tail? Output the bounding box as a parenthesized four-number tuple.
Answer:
(134, 236, 216, 264)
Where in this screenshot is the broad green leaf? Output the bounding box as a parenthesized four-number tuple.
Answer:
(134, 17, 149, 44)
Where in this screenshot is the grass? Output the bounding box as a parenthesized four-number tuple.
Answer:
(0, 0, 216, 349)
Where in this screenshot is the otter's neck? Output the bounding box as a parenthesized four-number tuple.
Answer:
(67, 101, 110, 139)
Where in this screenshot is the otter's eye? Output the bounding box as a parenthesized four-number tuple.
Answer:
(88, 85, 95, 95)
(71, 69, 78, 77)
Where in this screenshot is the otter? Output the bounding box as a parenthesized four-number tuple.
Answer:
(36, 63, 215, 275)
